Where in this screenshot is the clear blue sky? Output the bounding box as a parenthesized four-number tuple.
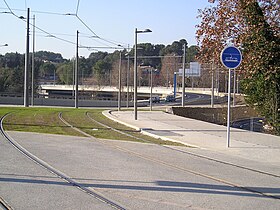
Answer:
(0, 0, 211, 59)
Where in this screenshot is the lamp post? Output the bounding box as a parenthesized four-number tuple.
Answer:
(19, 9, 36, 107)
(150, 68, 153, 111)
(181, 43, 186, 107)
(118, 51, 122, 111)
(211, 61, 215, 108)
(134, 28, 152, 120)
(75, 30, 79, 108)
(233, 69, 236, 106)
(126, 53, 130, 108)
(24, 8, 30, 107)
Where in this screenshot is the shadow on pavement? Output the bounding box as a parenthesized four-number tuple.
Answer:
(1, 175, 279, 199)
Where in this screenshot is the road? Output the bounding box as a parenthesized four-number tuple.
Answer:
(1, 131, 279, 210)
(232, 117, 264, 132)
(146, 92, 213, 108)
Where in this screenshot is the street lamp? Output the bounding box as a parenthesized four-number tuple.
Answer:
(134, 28, 152, 120)
(125, 52, 130, 108)
(181, 43, 186, 107)
(24, 8, 30, 107)
(18, 10, 36, 107)
(118, 51, 122, 111)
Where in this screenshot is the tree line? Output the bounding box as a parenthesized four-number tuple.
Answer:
(197, 0, 279, 134)
(0, 39, 198, 92)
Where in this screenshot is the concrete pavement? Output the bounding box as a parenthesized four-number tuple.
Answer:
(5, 131, 280, 209)
(0, 133, 115, 210)
(104, 110, 280, 170)
(1, 110, 280, 209)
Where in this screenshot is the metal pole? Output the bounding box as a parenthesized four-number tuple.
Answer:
(126, 54, 130, 108)
(134, 28, 138, 120)
(217, 67, 220, 96)
(225, 72, 227, 93)
(211, 62, 214, 108)
(150, 69, 153, 111)
(75, 30, 79, 108)
(167, 70, 169, 88)
(227, 69, 232, 148)
(173, 72, 177, 97)
(237, 74, 239, 94)
(191, 63, 194, 89)
(182, 43, 186, 107)
(31, 14, 35, 106)
(233, 69, 236, 106)
(72, 58, 75, 97)
(250, 117, 254, 132)
(24, 8, 30, 107)
(118, 51, 122, 111)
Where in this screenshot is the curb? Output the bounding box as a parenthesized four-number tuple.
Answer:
(102, 110, 198, 147)
(102, 110, 141, 131)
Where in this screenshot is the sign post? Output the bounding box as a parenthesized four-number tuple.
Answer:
(173, 72, 177, 98)
(220, 46, 242, 148)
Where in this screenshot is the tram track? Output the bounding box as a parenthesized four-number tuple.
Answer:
(1, 110, 279, 209)
(87, 111, 280, 179)
(58, 111, 280, 200)
(0, 196, 12, 210)
(0, 113, 126, 210)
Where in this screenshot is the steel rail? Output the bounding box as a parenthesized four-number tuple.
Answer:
(57, 111, 280, 200)
(0, 114, 126, 210)
(0, 196, 12, 210)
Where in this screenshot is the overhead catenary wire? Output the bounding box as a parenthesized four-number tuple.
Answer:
(66, 0, 126, 48)
(65, 13, 126, 49)
(0, 7, 74, 16)
(35, 31, 95, 38)
(74, 14, 127, 48)
(2, 0, 16, 16)
(75, 0, 80, 15)
(29, 21, 77, 45)
(2, 0, 129, 51)
(2, 0, 76, 46)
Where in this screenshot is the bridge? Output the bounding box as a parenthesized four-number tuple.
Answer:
(39, 85, 214, 100)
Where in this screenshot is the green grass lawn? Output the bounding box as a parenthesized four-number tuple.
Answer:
(2, 107, 84, 136)
(0, 107, 186, 146)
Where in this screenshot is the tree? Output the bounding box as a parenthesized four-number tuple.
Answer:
(4, 52, 24, 68)
(240, 0, 280, 134)
(39, 62, 56, 78)
(186, 45, 199, 63)
(93, 60, 112, 87)
(130, 43, 164, 69)
(78, 56, 92, 84)
(0, 53, 24, 93)
(88, 51, 108, 67)
(160, 39, 188, 56)
(35, 51, 64, 63)
(56, 62, 73, 85)
(196, 0, 280, 134)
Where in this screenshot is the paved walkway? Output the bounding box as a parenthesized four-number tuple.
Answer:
(104, 110, 280, 166)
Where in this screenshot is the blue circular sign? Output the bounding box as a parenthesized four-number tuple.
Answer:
(220, 46, 242, 69)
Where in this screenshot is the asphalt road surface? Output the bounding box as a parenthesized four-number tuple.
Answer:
(1, 131, 279, 210)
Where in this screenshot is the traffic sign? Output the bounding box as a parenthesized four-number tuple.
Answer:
(220, 46, 242, 148)
(220, 46, 242, 69)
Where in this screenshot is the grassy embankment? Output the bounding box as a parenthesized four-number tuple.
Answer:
(0, 107, 185, 146)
